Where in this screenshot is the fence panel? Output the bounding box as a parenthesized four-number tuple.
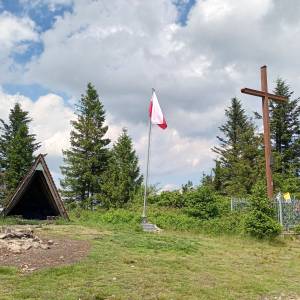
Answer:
(279, 200, 300, 229)
(230, 198, 249, 211)
(231, 196, 300, 230)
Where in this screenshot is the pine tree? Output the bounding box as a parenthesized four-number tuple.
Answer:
(270, 79, 300, 176)
(0, 103, 40, 203)
(212, 98, 262, 195)
(60, 83, 110, 205)
(100, 128, 143, 208)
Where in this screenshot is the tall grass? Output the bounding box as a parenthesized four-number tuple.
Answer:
(68, 204, 245, 235)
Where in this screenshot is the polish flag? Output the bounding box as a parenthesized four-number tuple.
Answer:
(149, 90, 167, 129)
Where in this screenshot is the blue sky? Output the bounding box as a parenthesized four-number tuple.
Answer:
(1, 0, 73, 98)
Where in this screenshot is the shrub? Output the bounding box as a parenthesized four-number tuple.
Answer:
(244, 210, 281, 239)
(150, 208, 202, 231)
(148, 191, 185, 208)
(184, 186, 219, 219)
(243, 185, 282, 239)
(215, 194, 231, 215)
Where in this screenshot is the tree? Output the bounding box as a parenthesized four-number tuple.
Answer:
(270, 79, 300, 176)
(212, 98, 262, 195)
(212, 160, 223, 192)
(60, 83, 110, 205)
(182, 180, 193, 193)
(0, 103, 40, 203)
(100, 128, 143, 208)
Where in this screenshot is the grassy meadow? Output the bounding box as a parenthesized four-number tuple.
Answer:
(1, 208, 300, 300)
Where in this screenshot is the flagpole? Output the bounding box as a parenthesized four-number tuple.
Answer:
(142, 89, 154, 223)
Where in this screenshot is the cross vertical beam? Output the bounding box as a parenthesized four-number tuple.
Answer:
(241, 66, 288, 199)
(260, 66, 273, 199)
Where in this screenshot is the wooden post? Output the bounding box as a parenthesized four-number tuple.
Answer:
(260, 66, 273, 199)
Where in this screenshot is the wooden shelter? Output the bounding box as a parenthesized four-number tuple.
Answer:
(1, 154, 69, 220)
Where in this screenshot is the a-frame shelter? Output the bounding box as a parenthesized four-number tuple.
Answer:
(2, 154, 69, 220)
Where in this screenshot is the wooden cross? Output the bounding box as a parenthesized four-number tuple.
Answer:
(241, 66, 287, 199)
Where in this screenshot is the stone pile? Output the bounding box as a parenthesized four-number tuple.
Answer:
(0, 227, 54, 254)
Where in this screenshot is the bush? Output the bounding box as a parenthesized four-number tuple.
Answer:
(244, 210, 282, 239)
(243, 185, 282, 239)
(150, 208, 202, 231)
(184, 186, 219, 219)
(148, 191, 185, 208)
(215, 194, 231, 215)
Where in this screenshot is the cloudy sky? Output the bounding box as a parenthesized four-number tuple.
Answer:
(0, 0, 300, 190)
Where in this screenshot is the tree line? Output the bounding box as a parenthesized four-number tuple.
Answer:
(0, 79, 298, 211)
(0, 83, 142, 208)
(210, 79, 300, 197)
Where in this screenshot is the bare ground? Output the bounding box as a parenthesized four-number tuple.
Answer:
(0, 237, 91, 272)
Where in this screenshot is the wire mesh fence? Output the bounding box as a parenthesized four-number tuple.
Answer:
(230, 198, 249, 211)
(275, 198, 300, 229)
(231, 195, 300, 230)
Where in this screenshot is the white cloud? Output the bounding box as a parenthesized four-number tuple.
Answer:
(3, 0, 300, 187)
(0, 88, 214, 188)
(0, 12, 38, 82)
(0, 89, 74, 167)
(0, 12, 38, 49)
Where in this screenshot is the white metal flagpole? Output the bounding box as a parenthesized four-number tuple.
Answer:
(142, 89, 154, 223)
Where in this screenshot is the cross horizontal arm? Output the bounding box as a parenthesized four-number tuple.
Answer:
(241, 88, 287, 102)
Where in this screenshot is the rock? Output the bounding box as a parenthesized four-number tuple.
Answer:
(40, 244, 50, 250)
(8, 244, 22, 254)
(0, 227, 53, 253)
(22, 244, 32, 251)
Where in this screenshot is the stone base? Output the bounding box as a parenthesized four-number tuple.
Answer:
(141, 222, 161, 232)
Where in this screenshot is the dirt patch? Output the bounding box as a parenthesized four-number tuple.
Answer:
(0, 227, 91, 272)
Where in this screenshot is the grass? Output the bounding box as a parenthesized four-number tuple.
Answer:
(1, 209, 300, 299)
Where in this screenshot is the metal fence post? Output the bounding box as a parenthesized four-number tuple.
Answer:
(277, 193, 283, 227)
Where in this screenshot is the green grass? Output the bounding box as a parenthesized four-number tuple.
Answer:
(1, 210, 300, 299)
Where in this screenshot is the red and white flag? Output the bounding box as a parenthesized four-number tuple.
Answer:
(149, 90, 167, 129)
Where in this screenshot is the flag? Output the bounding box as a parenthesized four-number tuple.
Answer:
(149, 90, 167, 129)
(283, 192, 291, 201)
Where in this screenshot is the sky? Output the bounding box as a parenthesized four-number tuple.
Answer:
(0, 0, 300, 191)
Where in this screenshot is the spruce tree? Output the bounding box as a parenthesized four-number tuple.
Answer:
(270, 79, 300, 176)
(212, 98, 262, 195)
(100, 128, 143, 208)
(60, 83, 110, 205)
(0, 103, 40, 203)
(212, 160, 223, 192)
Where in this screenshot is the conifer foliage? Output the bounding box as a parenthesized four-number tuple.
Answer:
(60, 83, 110, 205)
(0, 103, 40, 203)
(100, 128, 143, 208)
(212, 98, 262, 196)
(270, 79, 300, 176)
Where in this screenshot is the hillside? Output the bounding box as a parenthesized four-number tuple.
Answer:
(1, 211, 300, 300)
